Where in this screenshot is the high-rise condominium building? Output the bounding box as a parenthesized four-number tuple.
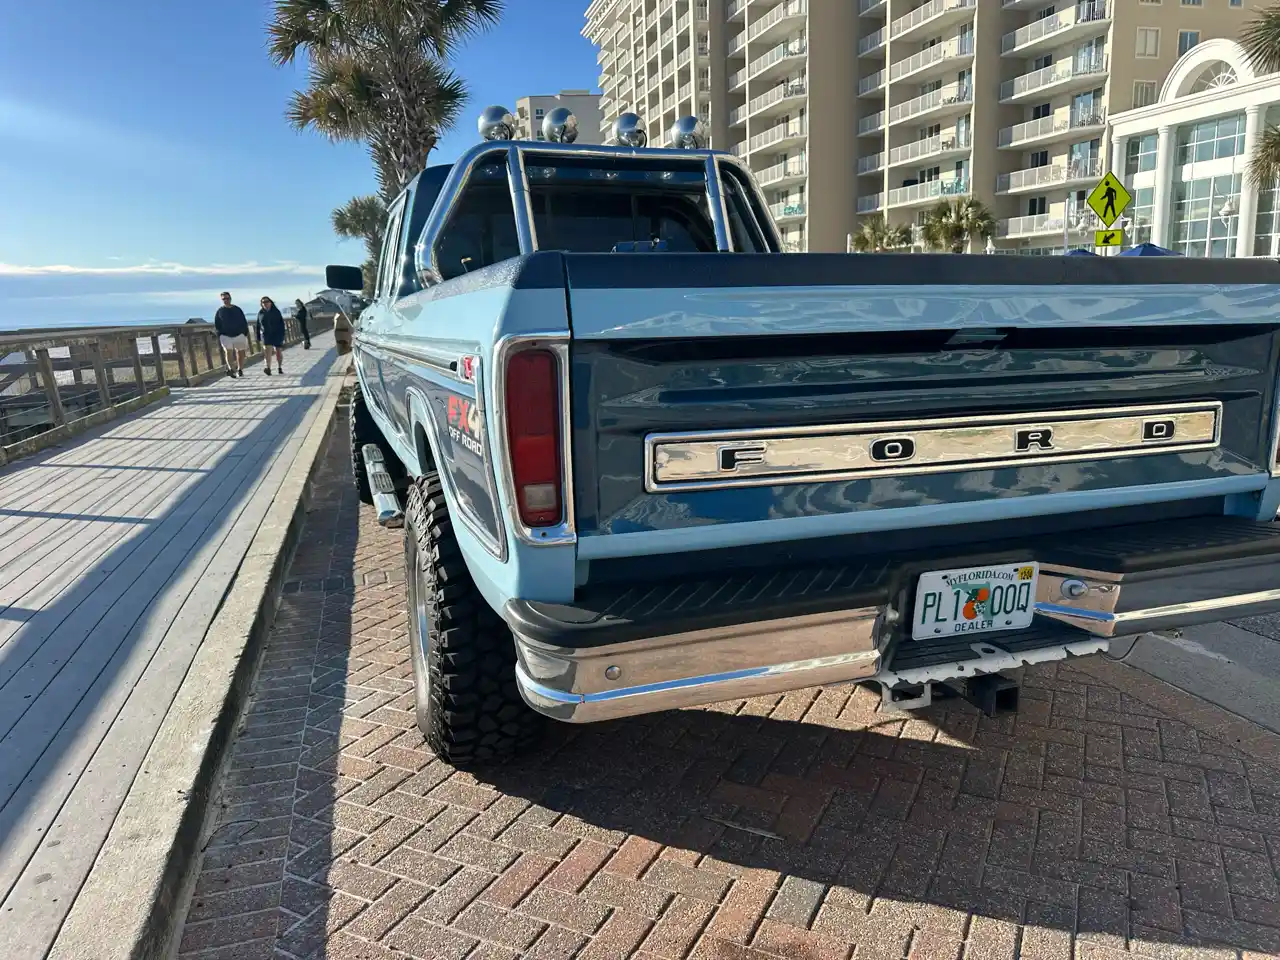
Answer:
(514, 91, 606, 144)
(585, 0, 1267, 254)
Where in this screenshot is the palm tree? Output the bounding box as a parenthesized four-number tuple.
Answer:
(269, 0, 501, 198)
(332, 195, 387, 296)
(851, 214, 911, 252)
(920, 198, 997, 253)
(1241, 8, 1280, 190)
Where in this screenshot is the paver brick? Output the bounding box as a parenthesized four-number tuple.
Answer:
(174, 418, 1280, 960)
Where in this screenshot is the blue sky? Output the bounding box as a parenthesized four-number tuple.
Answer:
(0, 0, 599, 327)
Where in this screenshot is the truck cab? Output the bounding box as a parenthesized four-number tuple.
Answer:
(330, 108, 1280, 765)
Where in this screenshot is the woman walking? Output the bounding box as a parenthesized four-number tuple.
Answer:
(294, 299, 311, 349)
(257, 296, 286, 375)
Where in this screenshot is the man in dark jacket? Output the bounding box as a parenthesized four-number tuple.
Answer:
(214, 292, 249, 378)
(294, 299, 311, 349)
(256, 296, 287, 375)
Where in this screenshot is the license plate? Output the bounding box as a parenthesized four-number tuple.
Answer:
(911, 562, 1039, 641)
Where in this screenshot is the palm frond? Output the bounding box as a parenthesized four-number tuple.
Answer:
(332, 194, 387, 262)
(1241, 7, 1280, 75)
(1250, 124, 1280, 187)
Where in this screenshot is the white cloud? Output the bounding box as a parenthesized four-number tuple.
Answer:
(0, 260, 322, 278)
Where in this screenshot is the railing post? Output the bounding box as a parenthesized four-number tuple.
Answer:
(173, 332, 188, 383)
(89, 342, 111, 409)
(35, 348, 66, 426)
(150, 334, 166, 386)
(188, 333, 201, 375)
(129, 337, 146, 397)
(203, 333, 214, 372)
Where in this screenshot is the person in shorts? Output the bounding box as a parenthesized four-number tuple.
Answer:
(257, 296, 286, 375)
(214, 292, 249, 377)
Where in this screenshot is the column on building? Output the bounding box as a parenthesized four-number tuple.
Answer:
(1235, 105, 1266, 258)
(1110, 134, 1128, 255)
(1151, 125, 1176, 249)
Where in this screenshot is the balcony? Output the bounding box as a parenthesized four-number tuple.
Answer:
(758, 157, 807, 187)
(859, 0, 887, 16)
(747, 80, 807, 121)
(890, 0, 976, 43)
(888, 131, 971, 166)
(1000, 56, 1109, 103)
(857, 192, 885, 213)
(749, 38, 808, 82)
(660, 25, 675, 46)
(679, 81, 693, 102)
(857, 151, 884, 175)
(678, 48, 692, 68)
(996, 158, 1103, 194)
(770, 201, 807, 222)
(662, 60, 676, 80)
(749, 0, 807, 46)
(696, 3, 709, 21)
(888, 80, 972, 125)
(598, 71, 610, 87)
(1001, 2, 1109, 57)
(728, 0, 746, 19)
(859, 28, 886, 57)
(1001, 213, 1062, 238)
(858, 110, 886, 135)
(730, 66, 748, 91)
(887, 176, 970, 208)
(747, 118, 808, 154)
(731, 29, 747, 53)
(859, 69, 886, 97)
(998, 108, 1106, 148)
(781, 239, 805, 252)
(663, 94, 676, 112)
(676, 12, 691, 33)
(888, 35, 973, 84)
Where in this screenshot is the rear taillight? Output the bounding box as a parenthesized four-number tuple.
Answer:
(505, 349, 563, 527)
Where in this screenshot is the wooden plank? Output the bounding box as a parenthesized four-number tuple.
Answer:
(0, 337, 336, 917)
(88, 343, 111, 410)
(128, 338, 146, 396)
(149, 335, 165, 386)
(34, 350, 65, 426)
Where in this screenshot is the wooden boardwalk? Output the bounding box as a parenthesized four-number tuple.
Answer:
(0, 332, 344, 955)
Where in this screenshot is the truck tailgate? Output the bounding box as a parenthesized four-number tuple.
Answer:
(561, 253, 1280, 557)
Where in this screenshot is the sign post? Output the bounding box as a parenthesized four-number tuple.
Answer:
(1085, 172, 1133, 253)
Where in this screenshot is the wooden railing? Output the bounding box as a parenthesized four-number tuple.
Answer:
(0, 313, 330, 464)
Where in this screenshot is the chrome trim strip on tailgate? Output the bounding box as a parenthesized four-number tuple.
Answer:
(645, 401, 1223, 492)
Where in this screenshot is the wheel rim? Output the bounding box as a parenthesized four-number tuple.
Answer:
(406, 533, 432, 669)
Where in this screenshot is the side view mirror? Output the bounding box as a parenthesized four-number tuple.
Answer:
(326, 264, 364, 291)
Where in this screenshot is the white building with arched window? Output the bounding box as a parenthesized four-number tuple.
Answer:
(1109, 38, 1280, 258)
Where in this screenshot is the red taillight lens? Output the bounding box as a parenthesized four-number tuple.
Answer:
(505, 349, 563, 527)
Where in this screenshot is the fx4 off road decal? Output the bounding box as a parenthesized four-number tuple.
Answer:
(447, 394, 484, 459)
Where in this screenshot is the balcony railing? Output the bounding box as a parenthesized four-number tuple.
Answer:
(750, 0, 807, 41)
(770, 201, 807, 220)
(859, 28, 886, 56)
(888, 35, 973, 82)
(747, 118, 807, 152)
(730, 66, 748, 89)
(857, 192, 884, 213)
(858, 69, 886, 95)
(731, 30, 746, 52)
(660, 26, 674, 46)
(888, 80, 972, 125)
(679, 81, 693, 101)
(997, 158, 1103, 193)
(727, 0, 745, 17)
(1001, 213, 1060, 237)
(1001, 1, 1109, 53)
(676, 12, 691, 32)
(888, 132, 971, 165)
(857, 151, 884, 174)
(696, 3, 709, 20)
(747, 81, 807, 117)
(678, 48, 692, 68)
(887, 176, 970, 206)
(1000, 56, 1109, 101)
(998, 108, 1107, 147)
(663, 94, 676, 111)
(758, 157, 807, 186)
(890, 0, 975, 39)
(748, 39, 807, 78)
(859, 0, 887, 14)
(858, 110, 886, 135)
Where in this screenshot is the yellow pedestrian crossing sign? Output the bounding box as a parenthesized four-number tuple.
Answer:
(1086, 172, 1132, 227)
(1095, 229, 1124, 248)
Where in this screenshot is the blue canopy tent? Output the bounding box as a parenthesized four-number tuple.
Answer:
(1063, 249, 1097, 256)
(1120, 242, 1180, 256)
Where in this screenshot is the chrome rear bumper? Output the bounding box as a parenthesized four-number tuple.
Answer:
(509, 517, 1280, 722)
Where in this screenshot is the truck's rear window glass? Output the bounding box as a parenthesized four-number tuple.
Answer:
(523, 159, 767, 254)
(434, 160, 519, 281)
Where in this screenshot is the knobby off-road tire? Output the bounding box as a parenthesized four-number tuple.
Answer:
(404, 475, 543, 764)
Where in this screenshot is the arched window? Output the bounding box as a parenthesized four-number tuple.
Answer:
(1188, 62, 1238, 95)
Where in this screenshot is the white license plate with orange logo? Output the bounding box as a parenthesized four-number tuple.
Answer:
(910, 562, 1039, 641)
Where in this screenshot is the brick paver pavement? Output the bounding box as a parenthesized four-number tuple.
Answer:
(177, 414, 1280, 960)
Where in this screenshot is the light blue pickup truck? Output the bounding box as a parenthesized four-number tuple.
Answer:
(327, 108, 1280, 765)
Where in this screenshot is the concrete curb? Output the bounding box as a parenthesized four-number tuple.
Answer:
(48, 356, 353, 960)
(0, 385, 171, 468)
